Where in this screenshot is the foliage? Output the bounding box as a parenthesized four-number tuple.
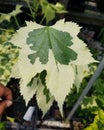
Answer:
(24, 0, 67, 24)
(0, 0, 100, 120)
(88, 69, 104, 109)
(0, 122, 6, 130)
(0, 8, 21, 85)
(84, 109, 104, 130)
(0, 0, 67, 87)
(0, 4, 22, 85)
(66, 65, 104, 127)
(8, 19, 97, 116)
(0, 0, 67, 27)
(0, 42, 19, 85)
(0, 28, 15, 43)
(82, 69, 104, 126)
(99, 27, 104, 44)
(0, 5, 22, 28)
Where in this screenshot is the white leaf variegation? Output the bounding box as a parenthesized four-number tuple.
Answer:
(52, 19, 97, 65)
(72, 64, 96, 91)
(45, 50, 75, 115)
(10, 19, 97, 117)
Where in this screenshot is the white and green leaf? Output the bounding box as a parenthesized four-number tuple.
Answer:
(9, 19, 97, 116)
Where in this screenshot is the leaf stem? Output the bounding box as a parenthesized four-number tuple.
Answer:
(40, 15, 46, 25)
(14, 16, 20, 29)
(25, 0, 36, 21)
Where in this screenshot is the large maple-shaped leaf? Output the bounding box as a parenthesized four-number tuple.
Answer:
(10, 19, 97, 116)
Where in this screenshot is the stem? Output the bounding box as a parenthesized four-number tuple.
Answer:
(0, 28, 13, 31)
(14, 16, 20, 29)
(40, 15, 46, 24)
(25, 0, 36, 21)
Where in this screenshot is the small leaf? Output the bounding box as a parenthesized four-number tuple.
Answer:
(0, 5, 22, 23)
(0, 68, 4, 76)
(40, 0, 67, 23)
(9, 5, 22, 16)
(42, 4, 55, 23)
(51, 2, 68, 13)
(0, 122, 6, 130)
(0, 41, 19, 85)
(0, 14, 11, 23)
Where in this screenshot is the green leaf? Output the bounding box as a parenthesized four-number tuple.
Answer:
(51, 2, 68, 13)
(40, 0, 55, 23)
(84, 109, 104, 130)
(0, 68, 4, 76)
(0, 122, 6, 130)
(39, 0, 67, 23)
(0, 5, 22, 23)
(27, 27, 77, 65)
(0, 42, 19, 85)
(94, 79, 104, 94)
(0, 14, 11, 23)
(42, 4, 55, 23)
